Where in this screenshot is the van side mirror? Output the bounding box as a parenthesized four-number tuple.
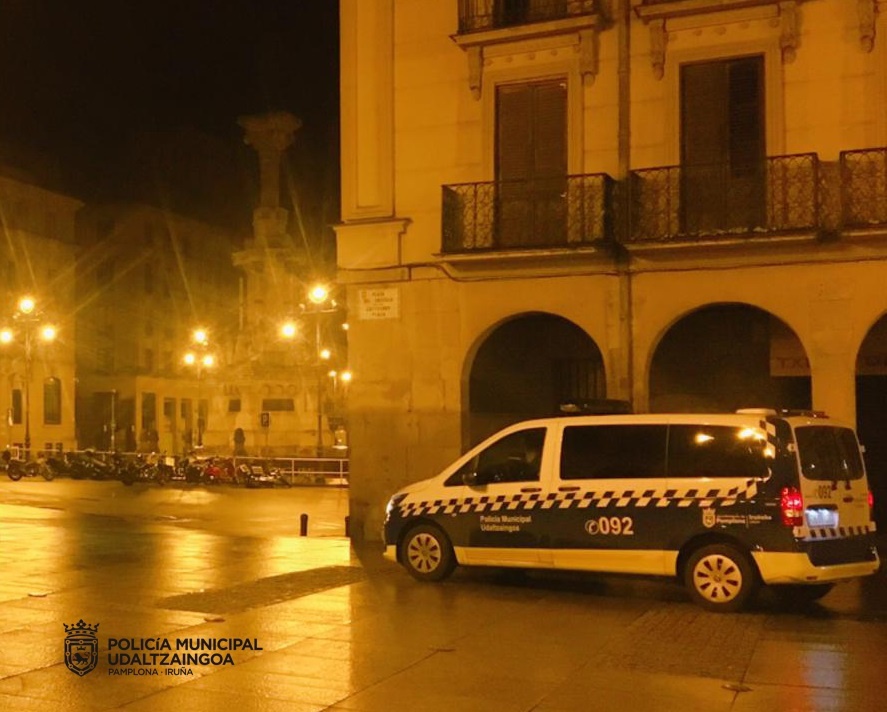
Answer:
(462, 471, 482, 487)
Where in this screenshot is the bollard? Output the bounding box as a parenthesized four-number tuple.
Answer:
(344, 515, 350, 537)
(299, 513, 308, 537)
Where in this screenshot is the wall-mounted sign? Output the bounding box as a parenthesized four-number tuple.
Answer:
(358, 287, 400, 320)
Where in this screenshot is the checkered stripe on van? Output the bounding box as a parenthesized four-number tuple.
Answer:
(796, 524, 877, 540)
(398, 481, 759, 518)
(761, 419, 778, 447)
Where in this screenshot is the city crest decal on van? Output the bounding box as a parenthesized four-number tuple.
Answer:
(702, 508, 716, 528)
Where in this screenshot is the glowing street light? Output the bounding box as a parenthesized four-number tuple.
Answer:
(183, 328, 215, 450)
(1, 296, 57, 458)
(281, 283, 345, 455)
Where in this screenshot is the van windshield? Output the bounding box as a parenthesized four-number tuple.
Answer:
(795, 426, 865, 481)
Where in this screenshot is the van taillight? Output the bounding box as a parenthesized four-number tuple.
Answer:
(869, 490, 875, 517)
(780, 487, 804, 527)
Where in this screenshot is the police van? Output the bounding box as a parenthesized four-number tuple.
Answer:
(382, 408, 880, 612)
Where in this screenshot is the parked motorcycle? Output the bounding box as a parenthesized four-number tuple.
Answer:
(2, 451, 54, 481)
(200, 457, 240, 485)
(240, 459, 292, 488)
(154, 454, 204, 485)
(117, 453, 163, 485)
(67, 450, 115, 480)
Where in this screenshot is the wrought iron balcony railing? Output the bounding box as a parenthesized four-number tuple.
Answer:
(841, 148, 887, 229)
(628, 153, 821, 242)
(457, 0, 597, 34)
(442, 173, 614, 253)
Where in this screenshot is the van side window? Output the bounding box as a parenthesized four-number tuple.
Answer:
(445, 428, 546, 486)
(667, 425, 768, 479)
(560, 425, 667, 480)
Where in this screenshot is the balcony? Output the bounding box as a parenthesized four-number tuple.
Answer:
(628, 153, 821, 243)
(442, 173, 614, 253)
(441, 150, 887, 256)
(457, 0, 597, 34)
(841, 148, 887, 229)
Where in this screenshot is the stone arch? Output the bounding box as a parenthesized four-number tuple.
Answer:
(647, 302, 811, 413)
(462, 311, 605, 447)
(855, 311, 887, 527)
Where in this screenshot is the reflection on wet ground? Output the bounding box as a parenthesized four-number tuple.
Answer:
(0, 480, 885, 711)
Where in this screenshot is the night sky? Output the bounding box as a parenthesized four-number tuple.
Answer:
(0, 1, 340, 239)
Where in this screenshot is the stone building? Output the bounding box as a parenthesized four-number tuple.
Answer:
(0, 171, 80, 454)
(336, 0, 887, 539)
(75, 203, 240, 454)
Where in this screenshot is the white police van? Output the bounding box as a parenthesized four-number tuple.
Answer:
(383, 407, 880, 611)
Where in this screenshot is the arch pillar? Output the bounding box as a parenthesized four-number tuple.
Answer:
(809, 333, 857, 426)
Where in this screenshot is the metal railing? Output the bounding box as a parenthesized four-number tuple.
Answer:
(19, 449, 349, 487)
(841, 148, 887, 228)
(628, 153, 821, 242)
(457, 0, 597, 34)
(442, 173, 614, 252)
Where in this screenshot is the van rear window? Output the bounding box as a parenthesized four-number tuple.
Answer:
(795, 426, 864, 481)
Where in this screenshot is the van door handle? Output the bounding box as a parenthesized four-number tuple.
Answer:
(520, 487, 542, 493)
(558, 486, 580, 492)
(843, 496, 854, 503)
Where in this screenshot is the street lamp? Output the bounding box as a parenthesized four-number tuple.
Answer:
(281, 283, 342, 455)
(0, 296, 57, 459)
(183, 329, 215, 450)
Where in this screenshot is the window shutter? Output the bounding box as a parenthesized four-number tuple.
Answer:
(496, 84, 533, 182)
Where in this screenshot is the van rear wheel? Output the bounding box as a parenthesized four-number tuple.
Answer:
(401, 524, 455, 582)
(684, 544, 756, 613)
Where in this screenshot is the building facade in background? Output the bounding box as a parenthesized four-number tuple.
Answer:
(75, 203, 241, 455)
(337, 0, 887, 539)
(0, 171, 80, 454)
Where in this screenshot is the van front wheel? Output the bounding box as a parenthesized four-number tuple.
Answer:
(401, 525, 456, 582)
(684, 544, 756, 613)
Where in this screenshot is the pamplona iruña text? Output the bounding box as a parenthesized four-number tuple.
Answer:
(106, 637, 263, 675)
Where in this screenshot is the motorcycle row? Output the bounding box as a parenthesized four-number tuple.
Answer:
(0, 450, 294, 488)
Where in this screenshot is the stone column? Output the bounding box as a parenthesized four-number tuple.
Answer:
(238, 112, 302, 246)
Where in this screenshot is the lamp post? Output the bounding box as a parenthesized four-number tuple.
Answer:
(281, 284, 344, 456)
(0, 297, 57, 460)
(183, 329, 214, 450)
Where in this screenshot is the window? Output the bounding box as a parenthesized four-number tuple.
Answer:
(11, 389, 22, 424)
(261, 398, 295, 411)
(560, 425, 667, 480)
(796, 426, 864, 482)
(163, 399, 176, 418)
(228, 399, 242, 412)
(198, 399, 208, 432)
(447, 428, 546, 485)
(667, 425, 768, 479)
(496, 79, 567, 247)
(680, 55, 765, 233)
(43, 378, 61, 425)
(141, 392, 156, 431)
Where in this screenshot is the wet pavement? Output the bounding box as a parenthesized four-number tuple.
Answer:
(0, 479, 886, 711)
